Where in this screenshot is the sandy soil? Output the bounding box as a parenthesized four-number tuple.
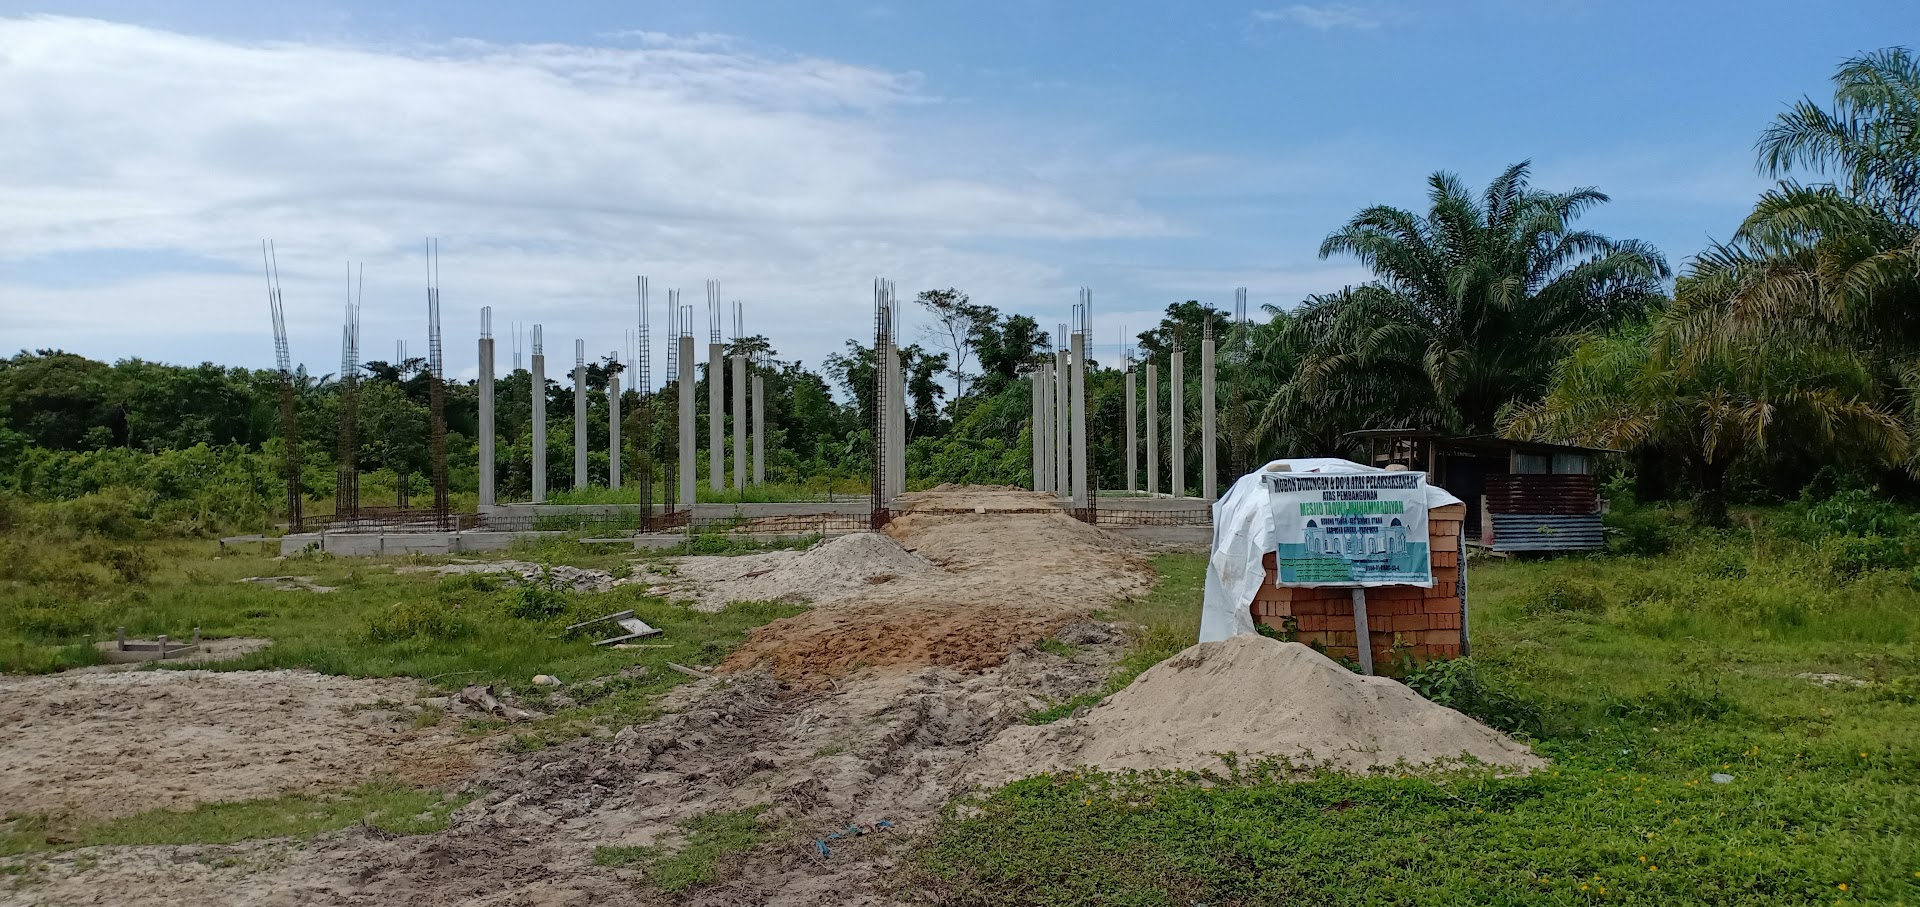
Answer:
(972, 635, 1543, 784)
(2, 487, 1373, 906)
(720, 490, 1155, 689)
(663, 533, 939, 613)
(1, 630, 1127, 907)
(0, 669, 485, 823)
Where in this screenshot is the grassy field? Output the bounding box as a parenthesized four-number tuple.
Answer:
(0, 530, 804, 857)
(917, 525, 1920, 906)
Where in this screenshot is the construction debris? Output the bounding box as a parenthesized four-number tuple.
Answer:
(456, 684, 543, 723)
(565, 609, 662, 646)
(239, 575, 338, 593)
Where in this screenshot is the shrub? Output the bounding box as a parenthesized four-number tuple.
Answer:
(1603, 679, 1734, 723)
(1684, 544, 1749, 579)
(506, 573, 570, 621)
(1605, 506, 1677, 556)
(1779, 487, 1912, 544)
(1821, 534, 1911, 579)
(1401, 657, 1543, 736)
(367, 600, 471, 641)
(1514, 577, 1606, 616)
(98, 546, 157, 585)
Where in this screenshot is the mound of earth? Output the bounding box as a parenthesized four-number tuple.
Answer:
(970, 635, 1543, 785)
(721, 493, 1153, 689)
(664, 532, 940, 613)
(0, 669, 487, 823)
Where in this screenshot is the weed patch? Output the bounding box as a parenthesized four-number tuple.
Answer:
(0, 783, 467, 857)
(593, 806, 774, 893)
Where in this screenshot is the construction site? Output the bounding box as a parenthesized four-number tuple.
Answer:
(0, 267, 1546, 906)
(7, 26, 1917, 905)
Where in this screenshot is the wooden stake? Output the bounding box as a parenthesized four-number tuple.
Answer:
(1350, 588, 1372, 675)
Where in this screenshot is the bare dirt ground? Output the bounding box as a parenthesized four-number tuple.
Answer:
(0, 669, 485, 823)
(0, 489, 1155, 906)
(721, 490, 1154, 689)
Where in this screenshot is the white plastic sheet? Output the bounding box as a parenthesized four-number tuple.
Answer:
(1198, 459, 1463, 643)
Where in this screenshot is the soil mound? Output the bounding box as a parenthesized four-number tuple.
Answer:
(971, 635, 1543, 784)
(720, 491, 1154, 688)
(666, 532, 940, 612)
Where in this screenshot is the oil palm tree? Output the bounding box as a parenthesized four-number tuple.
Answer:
(1670, 48, 1920, 470)
(1286, 162, 1669, 437)
(1504, 311, 1908, 526)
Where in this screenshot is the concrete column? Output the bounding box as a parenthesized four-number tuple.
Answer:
(1124, 366, 1136, 495)
(707, 342, 723, 493)
(1145, 363, 1158, 495)
(530, 350, 547, 503)
(731, 352, 747, 491)
(677, 336, 697, 508)
(1053, 349, 1069, 500)
(573, 342, 588, 491)
(1201, 334, 1217, 501)
(751, 372, 765, 485)
(608, 369, 621, 491)
(889, 348, 906, 500)
(1069, 332, 1089, 510)
(1171, 342, 1185, 499)
(1044, 361, 1059, 491)
(477, 328, 495, 507)
(1030, 370, 1045, 491)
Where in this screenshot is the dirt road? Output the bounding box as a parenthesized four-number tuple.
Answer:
(2, 490, 1156, 906)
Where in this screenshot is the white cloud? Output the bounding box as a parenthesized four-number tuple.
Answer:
(0, 16, 1168, 373)
(1251, 4, 1385, 31)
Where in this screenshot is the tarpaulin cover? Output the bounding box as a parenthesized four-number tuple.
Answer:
(1199, 459, 1463, 643)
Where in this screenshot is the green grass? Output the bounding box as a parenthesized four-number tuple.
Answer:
(0, 531, 808, 851)
(1, 782, 468, 857)
(593, 806, 775, 893)
(916, 534, 1920, 906)
(1025, 553, 1205, 724)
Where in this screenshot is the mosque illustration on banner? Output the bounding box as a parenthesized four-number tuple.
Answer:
(1279, 516, 1429, 584)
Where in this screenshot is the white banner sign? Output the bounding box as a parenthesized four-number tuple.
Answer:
(1261, 471, 1433, 587)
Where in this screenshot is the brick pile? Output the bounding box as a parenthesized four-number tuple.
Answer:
(1250, 502, 1465, 670)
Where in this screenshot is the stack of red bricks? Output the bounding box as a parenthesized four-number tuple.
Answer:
(1249, 502, 1466, 670)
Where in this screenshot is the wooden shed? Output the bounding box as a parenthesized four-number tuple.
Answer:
(1250, 502, 1467, 670)
(1347, 430, 1611, 554)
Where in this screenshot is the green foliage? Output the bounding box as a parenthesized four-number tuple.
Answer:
(1401, 657, 1542, 736)
(1779, 487, 1913, 543)
(592, 806, 774, 894)
(1, 782, 466, 856)
(1821, 533, 1912, 579)
(1605, 504, 1680, 556)
(917, 533, 1920, 907)
(1512, 576, 1606, 616)
(505, 572, 571, 621)
(366, 598, 472, 642)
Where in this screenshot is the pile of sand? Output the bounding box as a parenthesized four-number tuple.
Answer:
(971, 635, 1543, 785)
(721, 490, 1154, 688)
(664, 532, 940, 612)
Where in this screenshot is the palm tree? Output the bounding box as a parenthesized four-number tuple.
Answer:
(1667, 48, 1920, 480)
(1284, 162, 1669, 438)
(1505, 312, 1908, 526)
(1685, 48, 1920, 360)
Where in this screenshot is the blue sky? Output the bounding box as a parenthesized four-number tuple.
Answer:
(0, 1, 1911, 378)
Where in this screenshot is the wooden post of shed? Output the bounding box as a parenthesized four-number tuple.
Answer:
(1349, 588, 1372, 675)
